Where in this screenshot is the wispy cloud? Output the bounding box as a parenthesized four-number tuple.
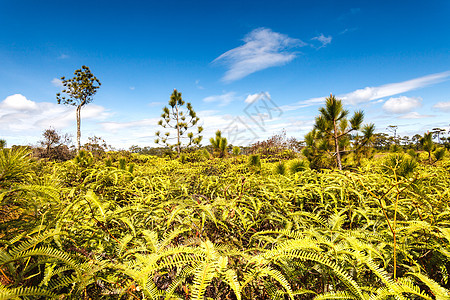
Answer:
(203, 92, 237, 106)
(311, 34, 332, 48)
(51, 78, 63, 87)
(399, 112, 434, 119)
(433, 101, 450, 112)
(58, 54, 69, 59)
(148, 101, 164, 107)
(101, 118, 158, 132)
(195, 80, 205, 90)
(382, 96, 422, 114)
(341, 71, 450, 105)
(213, 28, 306, 82)
(282, 71, 450, 111)
(339, 28, 358, 35)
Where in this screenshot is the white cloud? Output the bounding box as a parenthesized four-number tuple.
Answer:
(58, 54, 69, 59)
(244, 92, 271, 104)
(282, 71, 450, 111)
(203, 92, 237, 106)
(433, 101, 450, 112)
(213, 28, 306, 82)
(129, 86, 135, 90)
(341, 71, 450, 105)
(0, 94, 109, 133)
(279, 96, 325, 112)
(244, 93, 259, 104)
(382, 96, 422, 114)
(311, 34, 332, 48)
(399, 112, 434, 119)
(51, 78, 63, 87)
(0, 94, 38, 111)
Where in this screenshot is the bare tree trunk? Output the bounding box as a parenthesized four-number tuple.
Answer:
(76, 105, 81, 152)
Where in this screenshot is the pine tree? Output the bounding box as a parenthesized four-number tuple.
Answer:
(155, 89, 203, 154)
(56, 66, 101, 152)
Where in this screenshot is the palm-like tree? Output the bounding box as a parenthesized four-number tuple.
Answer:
(314, 94, 364, 170)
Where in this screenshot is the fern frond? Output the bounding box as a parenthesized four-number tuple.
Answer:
(0, 285, 57, 299)
(314, 291, 358, 300)
(408, 272, 450, 300)
(191, 260, 219, 300)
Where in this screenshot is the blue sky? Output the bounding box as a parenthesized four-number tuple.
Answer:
(1, 0, 449, 148)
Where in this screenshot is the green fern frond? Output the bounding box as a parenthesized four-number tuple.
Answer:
(242, 265, 294, 300)
(0, 285, 57, 300)
(191, 260, 219, 300)
(408, 272, 450, 300)
(314, 291, 358, 300)
(259, 246, 364, 300)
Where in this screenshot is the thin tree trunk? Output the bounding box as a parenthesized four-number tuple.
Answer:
(175, 103, 181, 155)
(333, 119, 342, 170)
(76, 105, 81, 152)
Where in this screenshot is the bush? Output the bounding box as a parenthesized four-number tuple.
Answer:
(290, 159, 309, 173)
(232, 146, 241, 156)
(248, 154, 261, 172)
(382, 153, 418, 178)
(434, 148, 446, 162)
(407, 148, 418, 159)
(274, 161, 286, 175)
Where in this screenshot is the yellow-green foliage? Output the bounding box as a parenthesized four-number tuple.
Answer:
(1, 147, 450, 299)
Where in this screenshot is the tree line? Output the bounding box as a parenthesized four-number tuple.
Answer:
(1, 65, 449, 168)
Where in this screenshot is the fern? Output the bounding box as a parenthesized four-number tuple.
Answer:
(0, 285, 57, 299)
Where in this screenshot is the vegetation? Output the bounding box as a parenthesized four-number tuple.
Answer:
(155, 89, 203, 155)
(1, 145, 450, 299)
(304, 94, 373, 170)
(249, 129, 301, 161)
(56, 66, 101, 152)
(210, 130, 228, 158)
(36, 128, 73, 161)
(421, 132, 435, 164)
(2, 85, 450, 299)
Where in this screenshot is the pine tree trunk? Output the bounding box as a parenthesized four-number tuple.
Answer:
(335, 138, 342, 170)
(333, 120, 342, 170)
(175, 103, 181, 155)
(76, 105, 81, 152)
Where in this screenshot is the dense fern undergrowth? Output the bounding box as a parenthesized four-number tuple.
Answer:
(1, 147, 450, 299)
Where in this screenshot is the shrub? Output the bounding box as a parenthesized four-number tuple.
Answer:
(382, 153, 418, 178)
(248, 154, 261, 172)
(407, 148, 418, 159)
(274, 161, 286, 175)
(290, 159, 309, 173)
(434, 148, 446, 162)
(232, 146, 241, 156)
